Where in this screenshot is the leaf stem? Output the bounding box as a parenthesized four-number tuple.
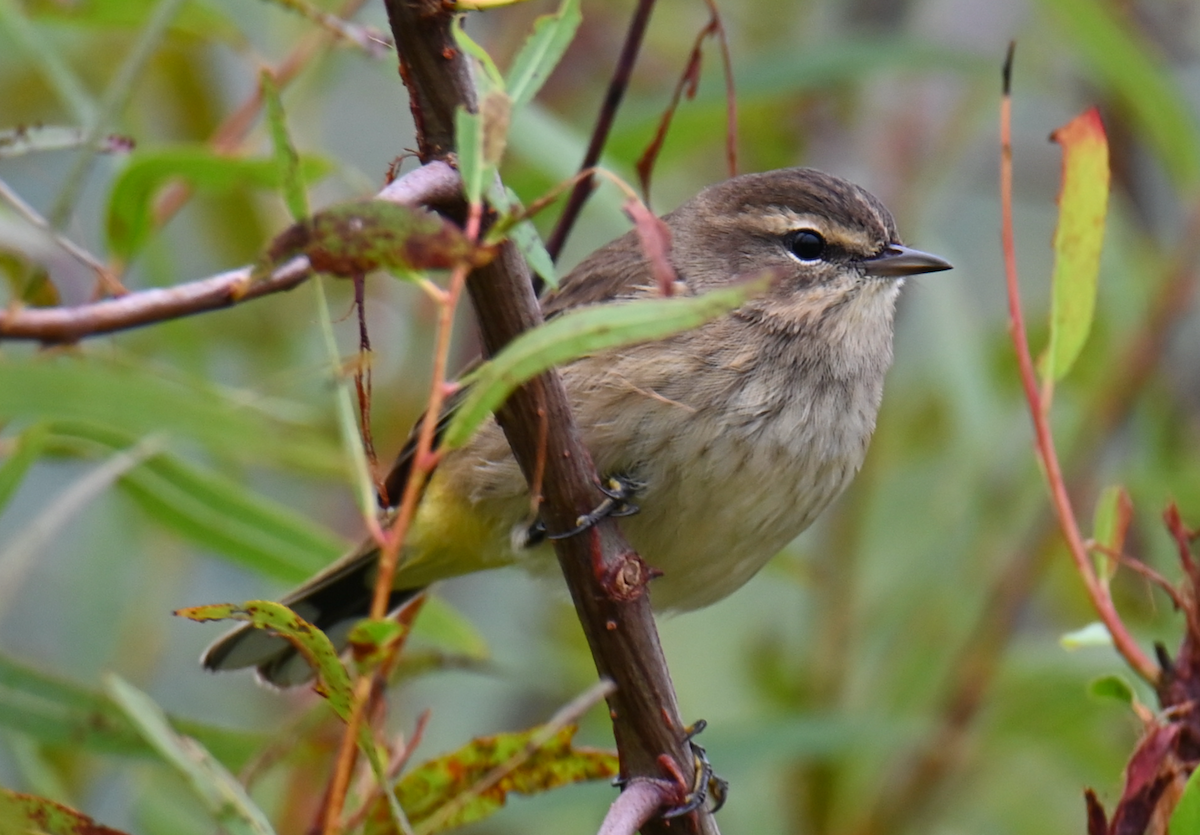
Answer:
(999, 43, 1158, 685)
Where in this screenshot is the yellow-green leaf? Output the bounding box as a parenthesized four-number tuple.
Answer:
(442, 272, 775, 448)
(1042, 107, 1109, 385)
(365, 725, 618, 835)
(0, 787, 130, 835)
(176, 601, 352, 712)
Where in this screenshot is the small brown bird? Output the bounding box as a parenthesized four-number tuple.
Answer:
(204, 167, 951, 685)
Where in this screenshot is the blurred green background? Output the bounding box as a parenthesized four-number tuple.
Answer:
(2, 0, 1200, 833)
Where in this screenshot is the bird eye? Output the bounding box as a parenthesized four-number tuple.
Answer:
(786, 229, 826, 261)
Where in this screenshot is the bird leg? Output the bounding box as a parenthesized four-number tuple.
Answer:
(547, 474, 642, 540)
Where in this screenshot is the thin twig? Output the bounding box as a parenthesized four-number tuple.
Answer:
(545, 0, 657, 262)
(598, 780, 675, 835)
(999, 43, 1158, 683)
(0, 161, 462, 344)
(0, 176, 119, 290)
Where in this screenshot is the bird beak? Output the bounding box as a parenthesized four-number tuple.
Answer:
(862, 245, 953, 278)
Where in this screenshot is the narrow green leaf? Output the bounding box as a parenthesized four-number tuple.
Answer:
(487, 183, 556, 285)
(0, 357, 344, 476)
(1171, 760, 1200, 835)
(261, 70, 307, 221)
(456, 107, 489, 206)
(0, 651, 264, 766)
(0, 423, 48, 515)
(177, 601, 353, 714)
(1041, 0, 1200, 190)
(347, 618, 408, 672)
(505, 0, 580, 109)
(1042, 107, 1109, 385)
(451, 16, 505, 94)
(365, 725, 617, 835)
(106, 145, 333, 260)
(0, 438, 159, 618)
(1089, 674, 1135, 706)
(1092, 484, 1132, 584)
(442, 273, 775, 448)
(104, 675, 276, 835)
(176, 601, 406, 826)
(0, 787, 130, 835)
(40, 421, 346, 581)
(259, 200, 481, 280)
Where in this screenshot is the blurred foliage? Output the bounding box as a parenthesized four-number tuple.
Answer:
(1, 0, 1199, 834)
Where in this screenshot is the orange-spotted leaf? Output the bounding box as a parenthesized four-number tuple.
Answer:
(364, 725, 618, 835)
(176, 601, 352, 715)
(0, 787, 130, 835)
(1042, 107, 1110, 387)
(257, 201, 487, 281)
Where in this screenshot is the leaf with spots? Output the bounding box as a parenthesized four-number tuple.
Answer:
(175, 600, 352, 713)
(364, 725, 618, 835)
(257, 201, 488, 281)
(0, 788, 130, 835)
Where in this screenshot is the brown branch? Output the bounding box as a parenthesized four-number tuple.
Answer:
(0, 161, 462, 344)
(382, 2, 715, 833)
(545, 0, 657, 262)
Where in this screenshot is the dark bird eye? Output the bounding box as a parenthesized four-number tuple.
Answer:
(787, 229, 826, 261)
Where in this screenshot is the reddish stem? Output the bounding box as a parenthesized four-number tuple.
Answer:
(999, 47, 1158, 684)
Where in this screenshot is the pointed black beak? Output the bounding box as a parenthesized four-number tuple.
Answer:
(862, 244, 953, 278)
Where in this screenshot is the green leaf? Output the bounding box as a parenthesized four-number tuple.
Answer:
(51, 421, 344, 580)
(364, 725, 618, 835)
(0, 437, 159, 617)
(0, 651, 265, 766)
(0, 786, 130, 835)
(487, 183, 556, 286)
(0, 356, 344, 477)
(104, 675, 276, 835)
(23, 0, 244, 44)
(442, 272, 775, 448)
(0, 423, 48, 515)
(451, 16, 505, 95)
(1041, 0, 1200, 190)
(1041, 108, 1109, 385)
(260, 200, 482, 279)
(1092, 484, 1131, 584)
(176, 601, 353, 715)
(176, 601, 406, 825)
(455, 107, 490, 206)
(505, 0, 581, 109)
(261, 70, 307, 221)
(1171, 758, 1200, 835)
(1089, 674, 1135, 706)
(347, 618, 408, 673)
(106, 145, 333, 260)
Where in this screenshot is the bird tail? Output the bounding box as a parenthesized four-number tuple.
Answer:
(201, 539, 423, 688)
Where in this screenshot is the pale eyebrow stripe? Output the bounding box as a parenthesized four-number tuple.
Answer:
(737, 208, 874, 252)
